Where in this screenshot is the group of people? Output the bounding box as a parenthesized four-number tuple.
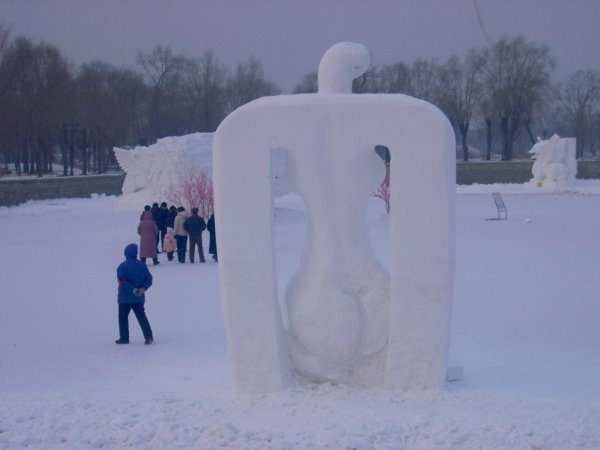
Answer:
(137, 202, 218, 265)
(115, 202, 218, 345)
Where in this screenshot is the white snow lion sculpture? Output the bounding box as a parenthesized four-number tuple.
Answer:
(214, 42, 456, 393)
(528, 134, 577, 188)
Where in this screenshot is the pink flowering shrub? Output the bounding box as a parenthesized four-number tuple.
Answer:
(164, 167, 214, 217)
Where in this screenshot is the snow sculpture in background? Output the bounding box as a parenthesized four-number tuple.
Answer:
(113, 133, 288, 209)
(528, 134, 577, 188)
(113, 133, 214, 208)
(214, 42, 456, 393)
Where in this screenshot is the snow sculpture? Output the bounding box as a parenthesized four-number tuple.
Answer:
(528, 134, 577, 188)
(113, 133, 288, 209)
(113, 133, 214, 207)
(214, 42, 455, 393)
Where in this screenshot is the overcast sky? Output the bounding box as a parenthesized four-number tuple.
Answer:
(1, 0, 599, 92)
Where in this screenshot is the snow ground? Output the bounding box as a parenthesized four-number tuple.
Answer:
(1, 183, 600, 449)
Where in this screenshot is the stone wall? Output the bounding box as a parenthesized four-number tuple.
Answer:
(0, 173, 125, 207)
(457, 161, 533, 185)
(576, 160, 600, 180)
(456, 160, 600, 185)
(1, 161, 599, 207)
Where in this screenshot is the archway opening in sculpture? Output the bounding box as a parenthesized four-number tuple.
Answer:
(270, 142, 394, 385)
(272, 175, 307, 330)
(272, 144, 393, 334)
(369, 144, 391, 271)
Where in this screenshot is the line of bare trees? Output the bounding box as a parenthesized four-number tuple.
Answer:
(296, 36, 600, 161)
(1, 26, 600, 177)
(0, 26, 279, 176)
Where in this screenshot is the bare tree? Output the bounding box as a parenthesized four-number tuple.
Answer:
(481, 36, 554, 160)
(31, 43, 73, 176)
(377, 62, 411, 93)
(293, 71, 318, 94)
(294, 62, 410, 95)
(352, 67, 382, 93)
(75, 62, 148, 172)
(0, 24, 12, 171)
(1, 37, 72, 176)
(437, 51, 484, 161)
(558, 69, 600, 158)
(407, 59, 440, 102)
(181, 51, 227, 132)
(12, 37, 39, 174)
(477, 97, 497, 160)
(137, 45, 185, 142)
(0, 24, 12, 99)
(226, 57, 280, 113)
(137, 45, 183, 90)
(0, 24, 8, 54)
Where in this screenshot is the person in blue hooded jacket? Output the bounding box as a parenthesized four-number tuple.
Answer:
(115, 243, 154, 345)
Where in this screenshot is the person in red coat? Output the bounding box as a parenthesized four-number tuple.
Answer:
(137, 211, 160, 265)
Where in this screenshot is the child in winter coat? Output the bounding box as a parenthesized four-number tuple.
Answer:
(115, 243, 154, 345)
(163, 227, 177, 261)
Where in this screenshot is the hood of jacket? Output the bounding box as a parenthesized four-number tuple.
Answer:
(124, 243, 138, 259)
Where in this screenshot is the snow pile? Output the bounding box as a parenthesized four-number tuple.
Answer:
(214, 42, 455, 392)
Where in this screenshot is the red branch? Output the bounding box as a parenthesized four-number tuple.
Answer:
(373, 173, 390, 213)
(164, 167, 214, 217)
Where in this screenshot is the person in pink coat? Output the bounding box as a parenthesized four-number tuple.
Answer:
(137, 211, 160, 265)
(162, 227, 177, 261)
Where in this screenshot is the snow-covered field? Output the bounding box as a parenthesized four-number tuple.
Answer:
(1, 182, 600, 449)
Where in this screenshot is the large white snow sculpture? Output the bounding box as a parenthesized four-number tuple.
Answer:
(113, 133, 289, 209)
(113, 133, 214, 208)
(528, 134, 577, 188)
(213, 42, 456, 393)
